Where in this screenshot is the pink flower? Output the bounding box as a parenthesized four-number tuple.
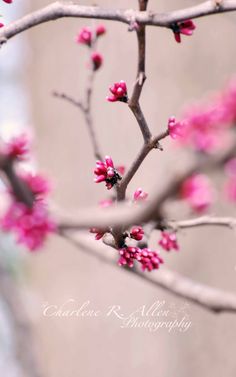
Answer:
(159, 232, 179, 252)
(168, 116, 184, 139)
(1, 171, 55, 251)
(180, 174, 214, 213)
(4, 134, 29, 160)
(91, 52, 103, 71)
(3, 0, 13, 3)
(106, 81, 128, 103)
(172, 19, 196, 43)
(1, 201, 56, 251)
(130, 226, 144, 241)
(118, 247, 163, 271)
(90, 227, 106, 240)
(76, 27, 92, 46)
(0, 23, 4, 28)
(96, 25, 106, 37)
(94, 156, 122, 190)
(21, 173, 50, 197)
(133, 188, 148, 202)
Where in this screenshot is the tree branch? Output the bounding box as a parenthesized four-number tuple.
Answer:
(53, 70, 102, 161)
(61, 231, 236, 314)
(1, 1, 236, 44)
(168, 216, 236, 230)
(57, 141, 236, 231)
(0, 154, 34, 207)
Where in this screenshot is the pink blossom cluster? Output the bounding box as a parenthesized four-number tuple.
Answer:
(2, 0, 13, 3)
(76, 25, 106, 71)
(3, 134, 29, 160)
(0, 136, 56, 251)
(159, 231, 179, 251)
(173, 81, 236, 152)
(171, 19, 196, 43)
(180, 174, 214, 213)
(94, 156, 122, 189)
(1, 173, 56, 251)
(107, 81, 128, 103)
(224, 158, 236, 202)
(76, 25, 106, 46)
(118, 246, 164, 271)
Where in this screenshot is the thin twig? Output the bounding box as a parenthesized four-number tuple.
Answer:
(53, 70, 102, 160)
(53, 91, 85, 111)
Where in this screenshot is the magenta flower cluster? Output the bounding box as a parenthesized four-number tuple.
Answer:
(118, 247, 164, 271)
(94, 156, 122, 190)
(172, 81, 236, 153)
(0, 135, 56, 251)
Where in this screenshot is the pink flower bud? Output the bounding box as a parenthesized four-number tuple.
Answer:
(91, 52, 103, 71)
(94, 156, 122, 190)
(96, 25, 106, 36)
(130, 226, 144, 241)
(159, 232, 179, 252)
(133, 188, 148, 202)
(172, 19, 196, 43)
(76, 27, 92, 46)
(168, 116, 184, 139)
(107, 80, 128, 103)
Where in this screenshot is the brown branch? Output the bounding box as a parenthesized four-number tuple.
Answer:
(117, 130, 169, 200)
(0, 154, 34, 207)
(53, 91, 85, 111)
(60, 231, 236, 314)
(1, 1, 236, 44)
(53, 72, 102, 160)
(167, 216, 236, 230)
(57, 141, 236, 231)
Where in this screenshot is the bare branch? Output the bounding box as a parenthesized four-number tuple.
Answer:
(61, 231, 236, 313)
(168, 216, 236, 230)
(57, 141, 236, 231)
(53, 91, 85, 111)
(53, 72, 102, 160)
(0, 154, 34, 207)
(1, 1, 236, 44)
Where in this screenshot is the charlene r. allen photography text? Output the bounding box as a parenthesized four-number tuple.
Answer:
(42, 299, 192, 333)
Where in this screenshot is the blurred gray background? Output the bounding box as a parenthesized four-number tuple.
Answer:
(1, 1, 236, 376)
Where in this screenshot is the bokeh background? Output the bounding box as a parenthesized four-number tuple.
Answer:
(0, 0, 236, 376)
